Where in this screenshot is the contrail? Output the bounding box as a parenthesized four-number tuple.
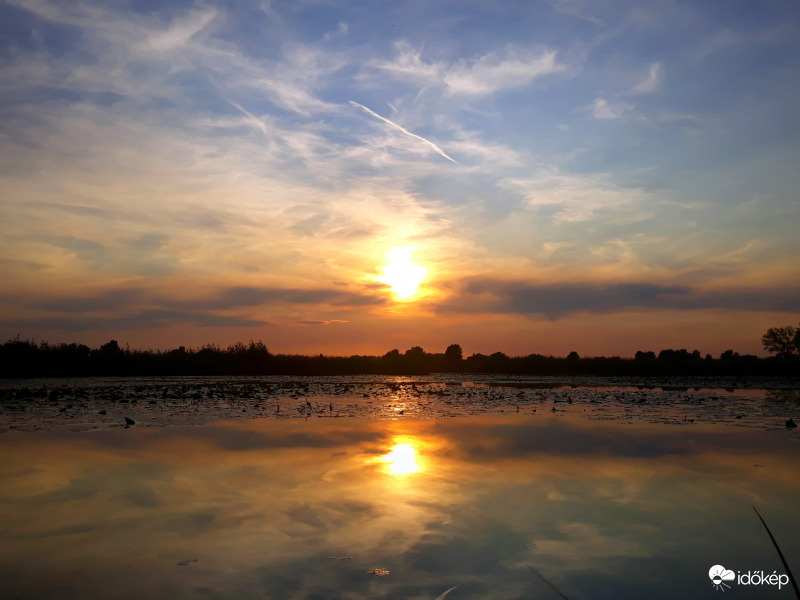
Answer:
(226, 98, 271, 138)
(349, 100, 459, 165)
(205, 70, 272, 140)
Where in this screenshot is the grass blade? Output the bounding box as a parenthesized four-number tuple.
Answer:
(434, 585, 459, 600)
(527, 565, 570, 600)
(753, 505, 800, 599)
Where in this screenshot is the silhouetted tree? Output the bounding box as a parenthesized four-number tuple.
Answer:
(404, 346, 425, 358)
(4, 334, 800, 378)
(93, 339, 125, 374)
(402, 346, 427, 374)
(444, 344, 463, 361)
(99, 339, 122, 354)
(657, 349, 701, 361)
(762, 325, 799, 359)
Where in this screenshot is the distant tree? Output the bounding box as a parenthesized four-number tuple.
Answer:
(657, 349, 701, 361)
(383, 348, 401, 359)
(99, 339, 122, 354)
(720, 349, 740, 360)
(761, 325, 799, 358)
(635, 350, 656, 361)
(567, 351, 580, 360)
(93, 339, 125, 374)
(404, 346, 425, 358)
(444, 344, 463, 361)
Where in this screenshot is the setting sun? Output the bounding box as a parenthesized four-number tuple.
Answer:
(377, 248, 427, 301)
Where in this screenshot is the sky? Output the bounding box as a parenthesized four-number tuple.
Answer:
(1, 0, 799, 358)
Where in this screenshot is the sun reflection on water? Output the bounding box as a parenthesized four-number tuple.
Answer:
(382, 442, 420, 475)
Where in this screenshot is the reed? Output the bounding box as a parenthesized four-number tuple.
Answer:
(753, 505, 799, 599)
(528, 565, 570, 600)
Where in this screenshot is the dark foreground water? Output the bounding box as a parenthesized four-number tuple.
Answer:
(1, 412, 798, 599)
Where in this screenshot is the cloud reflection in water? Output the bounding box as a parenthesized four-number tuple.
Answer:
(0, 415, 798, 599)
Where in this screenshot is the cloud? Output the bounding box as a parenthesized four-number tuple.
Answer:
(436, 278, 800, 319)
(349, 101, 459, 164)
(288, 213, 328, 237)
(3, 285, 383, 333)
(182, 286, 385, 310)
(447, 280, 687, 318)
(444, 47, 562, 96)
(630, 62, 663, 94)
(500, 168, 646, 222)
(143, 8, 217, 52)
(322, 21, 348, 41)
(34, 288, 147, 313)
(549, 0, 604, 25)
(0, 311, 271, 332)
(694, 24, 796, 60)
(448, 129, 525, 168)
(4, 1, 342, 117)
(369, 43, 564, 97)
(591, 97, 633, 120)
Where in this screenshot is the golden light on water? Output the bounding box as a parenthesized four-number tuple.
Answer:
(377, 247, 426, 301)
(382, 443, 420, 475)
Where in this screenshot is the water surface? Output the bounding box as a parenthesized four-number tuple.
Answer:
(2, 374, 798, 431)
(1, 414, 798, 599)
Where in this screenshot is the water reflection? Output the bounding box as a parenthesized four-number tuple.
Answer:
(382, 441, 420, 475)
(0, 415, 798, 599)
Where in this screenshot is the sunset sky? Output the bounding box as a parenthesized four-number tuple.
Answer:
(1, 0, 799, 357)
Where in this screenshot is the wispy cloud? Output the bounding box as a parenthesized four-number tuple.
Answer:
(143, 8, 217, 52)
(500, 168, 646, 222)
(444, 47, 563, 96)
(323, 21, 348, 42)
(591, 97, 633, 119)
(630, 62, 664, 94)
(349, 101, 460, 164)
(549, 0, 604, 25)
(368, 43, 564, 97)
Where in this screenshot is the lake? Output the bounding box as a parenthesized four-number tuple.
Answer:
(0, 376, 798, 599)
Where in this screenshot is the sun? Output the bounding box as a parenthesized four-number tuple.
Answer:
(377, 247, 427, 301)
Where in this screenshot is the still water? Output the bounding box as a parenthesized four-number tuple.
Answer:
(0, 415, 798, 599)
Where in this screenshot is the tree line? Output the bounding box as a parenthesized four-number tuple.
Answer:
(0, 325, 798, 378)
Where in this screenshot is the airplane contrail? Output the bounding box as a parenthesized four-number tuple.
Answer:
(349, 100, 459, 165)
(226, 98, 271, 138)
